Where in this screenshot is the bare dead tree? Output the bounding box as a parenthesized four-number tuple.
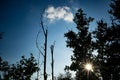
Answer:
(50, 42, 55, 80)
(40, 18, 48, 80)
(35, 13, 48, 80)
(36, 8, 52, 80)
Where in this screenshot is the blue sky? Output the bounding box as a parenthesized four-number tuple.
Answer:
(0, 0, 111, 79)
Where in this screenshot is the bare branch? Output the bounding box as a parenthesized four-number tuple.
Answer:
(36, 30, 44, 57)
(40, 8, 47, 36)
(50, 41, 55, 80)
(41, 20, 46, 36)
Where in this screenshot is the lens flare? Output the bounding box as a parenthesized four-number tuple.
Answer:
(84, 63, 93, 71)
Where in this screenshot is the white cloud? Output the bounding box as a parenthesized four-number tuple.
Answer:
(44, 6, 74, 23)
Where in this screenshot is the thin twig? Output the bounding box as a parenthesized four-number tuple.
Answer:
(36, 30, 44, 57)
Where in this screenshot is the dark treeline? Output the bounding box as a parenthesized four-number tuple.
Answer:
(64, 0, 120, 80)
(0, 54, 39, 80)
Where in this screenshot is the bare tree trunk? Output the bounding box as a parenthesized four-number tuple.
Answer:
(36, 10, 48, 80)
(44, 29, 48, 80)
(40, 18, 48, 80)
(50, 42, 55, 80)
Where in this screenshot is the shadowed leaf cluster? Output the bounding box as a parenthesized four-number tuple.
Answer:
(0, 54, 39, 80)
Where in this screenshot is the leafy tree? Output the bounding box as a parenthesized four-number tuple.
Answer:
(65, 0, 120, 80)
(92, 20, 110, 80)
(64, 9, 97, 80)
(109, 0, 120, 21)
(106, 0, 120, 79)
(0, 57, 10, 80)
(57, 71, 73, 80)
(0, 54, 39, 80)
(93, 0, 120, 80)
(93, 19, 120, 80)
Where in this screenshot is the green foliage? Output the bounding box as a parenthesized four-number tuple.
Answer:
(0, 54, 39, 80)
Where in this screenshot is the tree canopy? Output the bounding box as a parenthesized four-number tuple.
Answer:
(64, 0, 120, 80)
(0, 54, 39, 80)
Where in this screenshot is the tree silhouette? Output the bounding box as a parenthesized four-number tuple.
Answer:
(57, 71, 73, 80)
(92, 20, 110, 80)
(35, 12, 48, 80)
(65, 0, 120, 80)
(64, 9, 97, 80)
(109, 0, 120, 21)
(93, 19, 120, 80)
(93, 0, 120, 80)
(106, 0, 120, 79)
(0, 57, 10, 80)
(0, 54, 39, 80)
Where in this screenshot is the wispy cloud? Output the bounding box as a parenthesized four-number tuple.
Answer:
(44, 6, 74, 23)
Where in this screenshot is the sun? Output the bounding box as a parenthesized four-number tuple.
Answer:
(84, 63, 93, 71)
